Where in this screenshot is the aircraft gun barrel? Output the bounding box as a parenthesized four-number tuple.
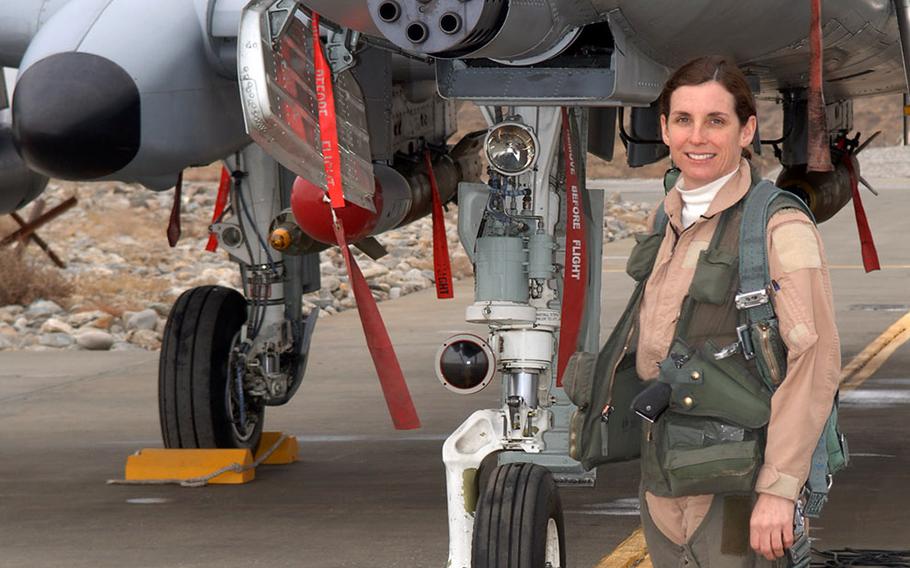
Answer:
(366, 0, 613, 62)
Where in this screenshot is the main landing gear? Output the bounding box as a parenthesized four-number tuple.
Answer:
(157, 144, 320, 454)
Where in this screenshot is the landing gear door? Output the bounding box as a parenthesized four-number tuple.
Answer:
(237, 0, 375, 212)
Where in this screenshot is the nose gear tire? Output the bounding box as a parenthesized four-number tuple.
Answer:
(158, 285, 264, 452)
(472, 462, 566, 568)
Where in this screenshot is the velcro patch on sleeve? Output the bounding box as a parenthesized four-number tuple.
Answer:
(786, 322, 819, 356)
(772, 222, 822, 273)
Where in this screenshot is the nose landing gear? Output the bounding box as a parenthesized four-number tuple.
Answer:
(472, 462, 566, 568)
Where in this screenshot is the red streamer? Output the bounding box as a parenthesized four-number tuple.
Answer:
(205, 167, 232, 252)
(312, 11, 420, 429)
(807, 0, 833, 173)
(556, 108, 587, 386)
(423, 150, 454, 299)
(842, 157, 881, 273)
(311, 13, 345, 210)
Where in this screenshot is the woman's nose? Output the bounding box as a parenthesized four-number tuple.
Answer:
(688, 124, 707, 144)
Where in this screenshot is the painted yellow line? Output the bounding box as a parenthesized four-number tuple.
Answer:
(594, 527, 651, 568)
(841, 310, 910, 390)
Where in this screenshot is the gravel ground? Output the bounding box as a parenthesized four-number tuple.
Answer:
(0, 177, 652, 351)
(4, 142, 903, 352)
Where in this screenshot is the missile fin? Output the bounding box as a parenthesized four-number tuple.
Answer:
(858, 175, 880, 196)
(354, 237, 389, 260)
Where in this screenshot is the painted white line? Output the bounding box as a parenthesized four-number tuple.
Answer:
(850, 453, 897, 458)
(297, 434, 450, 443)
(126, 498, 171, 505)
(100, 433, 452, 446)
(569, 497, 640, 516)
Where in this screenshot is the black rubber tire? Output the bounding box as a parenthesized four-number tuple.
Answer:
(472, 462, 567, 568)
(158, 285, 264, 451)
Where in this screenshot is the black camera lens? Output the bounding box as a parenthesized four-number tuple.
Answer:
(439, 340, 490, 391)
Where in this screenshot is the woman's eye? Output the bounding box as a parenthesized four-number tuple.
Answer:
(710, 118, 725, 126)
(674, 116, 689, 124)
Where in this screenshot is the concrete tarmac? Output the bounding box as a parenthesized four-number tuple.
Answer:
(2, 177, 909, 567)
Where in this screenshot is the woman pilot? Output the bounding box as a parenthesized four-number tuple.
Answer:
(630, 56, 841, 566)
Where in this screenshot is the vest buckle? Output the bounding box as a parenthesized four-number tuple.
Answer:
(736, 324, 756, 360)
(735, 288, 770, 310)
(713, 341, 740, 360)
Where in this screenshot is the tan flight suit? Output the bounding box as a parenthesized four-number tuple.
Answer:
(636, 159, 841, 566)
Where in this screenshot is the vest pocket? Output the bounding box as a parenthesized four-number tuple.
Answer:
(626, 230, 664, 281)
(689, 249, 738, 305)
(563, 351, 597, 409)
(647, 340, 770, 496)
(663, 437, 760, 496)
(568, 352, 646, 465)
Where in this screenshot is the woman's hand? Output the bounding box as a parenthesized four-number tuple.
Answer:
(750, 493, 795, 560)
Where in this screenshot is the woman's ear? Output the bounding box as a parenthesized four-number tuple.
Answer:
(660, 114, 671, 147)
(740, 115, 757, 148)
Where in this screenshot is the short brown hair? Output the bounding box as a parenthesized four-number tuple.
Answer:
(658, 55, 756, 126)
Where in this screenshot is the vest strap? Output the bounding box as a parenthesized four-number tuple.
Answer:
(738, 181, 814, 326)
(803, 433, 831, 517)
(739, 182, 836, 515)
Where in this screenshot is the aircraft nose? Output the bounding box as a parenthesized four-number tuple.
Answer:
(12, 52, 141, 180)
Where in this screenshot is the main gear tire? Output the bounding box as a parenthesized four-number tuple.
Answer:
(472, 462, 566, 568)
(159, 285, 264, 451)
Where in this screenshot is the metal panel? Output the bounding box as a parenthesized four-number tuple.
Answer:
(238, 0, 375, 212)
(607, 0, 904, 101)
(587, 107, 616, 162)
(0, 0, 71, 67)
(436, 60, 621, 106)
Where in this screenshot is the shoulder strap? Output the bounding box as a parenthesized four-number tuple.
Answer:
(739, 181, 815, 325)
(653, 201, 669, 234)
(739, 181, 835, 516)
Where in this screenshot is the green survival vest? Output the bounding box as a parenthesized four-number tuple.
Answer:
(564, 176, 847, 516)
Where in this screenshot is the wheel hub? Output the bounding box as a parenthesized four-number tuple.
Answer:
(545, 517, 561, 568)
(227, 342, 263, 444)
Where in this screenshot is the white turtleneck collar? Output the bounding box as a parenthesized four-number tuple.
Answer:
(675, 168, 739, 229)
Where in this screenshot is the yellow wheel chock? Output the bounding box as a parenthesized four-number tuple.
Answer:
(115, 432, 298, 487)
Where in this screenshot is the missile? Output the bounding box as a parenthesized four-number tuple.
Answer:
(776, 156, 859, 223)
(289, 133, 482, 250)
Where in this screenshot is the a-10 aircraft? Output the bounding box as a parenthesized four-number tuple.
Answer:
(0, 0, 905, 566)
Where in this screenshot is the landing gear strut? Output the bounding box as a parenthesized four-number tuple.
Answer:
(440, 107, 602, 567)
(158, 144, 320, 452)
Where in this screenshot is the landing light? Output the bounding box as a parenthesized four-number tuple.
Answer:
(484, 122, 538, 176)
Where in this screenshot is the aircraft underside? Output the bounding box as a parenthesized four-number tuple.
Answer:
(2, 0, 910, 566)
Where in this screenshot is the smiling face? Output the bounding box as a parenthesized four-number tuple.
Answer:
(660, 81, 757, 188)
